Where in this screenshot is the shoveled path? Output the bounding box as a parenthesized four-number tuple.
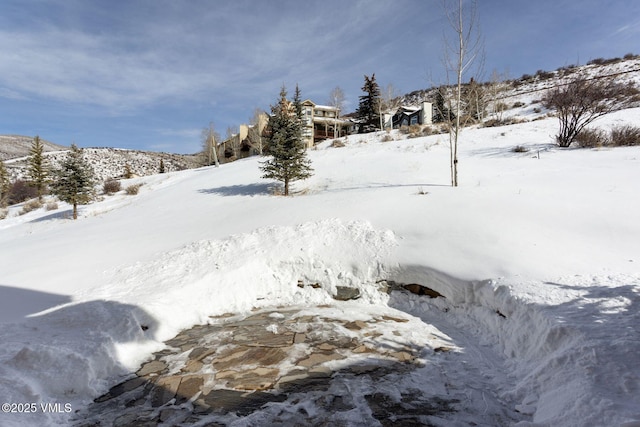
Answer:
(73, 301, 520, 426)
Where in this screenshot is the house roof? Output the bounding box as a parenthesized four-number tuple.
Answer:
(312, 117, 353, 125)
(302, 99, 338, 111)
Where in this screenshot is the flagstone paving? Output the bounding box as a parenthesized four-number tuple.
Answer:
(72, 304, 458, 426)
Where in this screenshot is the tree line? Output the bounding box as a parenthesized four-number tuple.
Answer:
(0, 139, 170, 219)
(0, 140, 97, 219)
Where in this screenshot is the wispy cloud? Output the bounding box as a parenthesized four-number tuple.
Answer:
(0, 1, 417, 116)
(2, 0, 637, 153)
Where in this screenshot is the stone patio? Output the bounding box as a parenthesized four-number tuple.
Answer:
(72, 305, 457, 426)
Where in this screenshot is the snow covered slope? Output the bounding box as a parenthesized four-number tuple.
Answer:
(0, 135, 65, 161)
(0, 107, 639, 426)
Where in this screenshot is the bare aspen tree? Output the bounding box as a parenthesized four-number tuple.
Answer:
(225, 126, 239, 159)
(488, 69, 509, 122)
(248, 108, 266, 155)
(328, 86, 345, 138)
(201, 123, 220, 167)
(442, 0, 483, 187)
(382, 83, 402, 129)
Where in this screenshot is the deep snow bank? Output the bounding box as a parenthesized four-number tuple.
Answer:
(0, 219, 397, 427)
(390, 264, 640, 427)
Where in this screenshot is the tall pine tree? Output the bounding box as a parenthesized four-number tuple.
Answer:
(356, 74, 382, 133)
(27, 135, 49, 201)
(50, 144, 96, 219)
(260, 85, 313, 196)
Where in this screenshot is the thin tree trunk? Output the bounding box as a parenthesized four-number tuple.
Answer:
(453, 0, 463, 187)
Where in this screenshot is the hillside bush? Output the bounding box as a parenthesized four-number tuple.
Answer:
(408, 124, 422, 134)
(483, 117, 526, 128)
(0, 208, 7, 220)
(125, 183, 142, 195)
(575, 128, 609, 148)
(535, 70, 555, 80)
(493, 102, 509, 112)
(19, 199, 43, 215)
(103, 179, 121, 194)
(610, 125, 640, 146)
(45, 200, 59, 211)
(543, 76, 636, 147)
(421, 126, 438, 136)
(512, 145, 529, 153)
(8, 180, 38, 205)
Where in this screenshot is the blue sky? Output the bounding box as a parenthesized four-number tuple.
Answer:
(1, 0, 638, 154)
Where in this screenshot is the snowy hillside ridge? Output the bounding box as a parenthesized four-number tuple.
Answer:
(0, 134, 65, 161)
(398, 56, 640, 109)
(4, 147, 202, 182)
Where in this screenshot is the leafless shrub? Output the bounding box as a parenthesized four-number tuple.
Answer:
(610, 125, 640, 147)
(45, 200, 59, 211)
(0, 208, 7, 220)
(512, 145, 529, 153)
(535, 69, 554, 80)
(103, 179, 121, 194)
(408, 124, 422, 134)
(125, 183, 142, 195)
(493, 101, 509, 112)
(19, 199, 42, 215)
(587, 58, 606, 66)
(483, 117, 526, 128)
(380, 134, 394, 142)
(575, 128, 609, 148)
(542, 76, 636, 147)
(421, 126, 438, 136)
(8, 180, 38, 205)
(512, 101, 525, 108)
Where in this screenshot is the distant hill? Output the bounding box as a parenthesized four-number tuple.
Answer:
(0, 135, 67, 161)
(2, 141, 203, 182)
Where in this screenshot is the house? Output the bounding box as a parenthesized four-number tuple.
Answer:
(300, 100, 352, 147)
(389, 101, 433, 129)
(217, 99, 352, 162)
(218, 112, 269, 162)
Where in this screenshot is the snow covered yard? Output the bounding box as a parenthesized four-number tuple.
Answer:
(1, 109, 639, 426)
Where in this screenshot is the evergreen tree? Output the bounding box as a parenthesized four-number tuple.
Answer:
(462, 77, 486, 122)
(356, 74, 382, 132)
(260, 85, 313, 196)
(159, 158, 166, 173)
(50, 144, 96, 219)
(27, 135, 49, 201)
(0, 160, 9, 207)
(433, 87, 454, 123)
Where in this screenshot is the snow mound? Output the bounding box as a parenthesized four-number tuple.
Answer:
(0, 219, 397, 427)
